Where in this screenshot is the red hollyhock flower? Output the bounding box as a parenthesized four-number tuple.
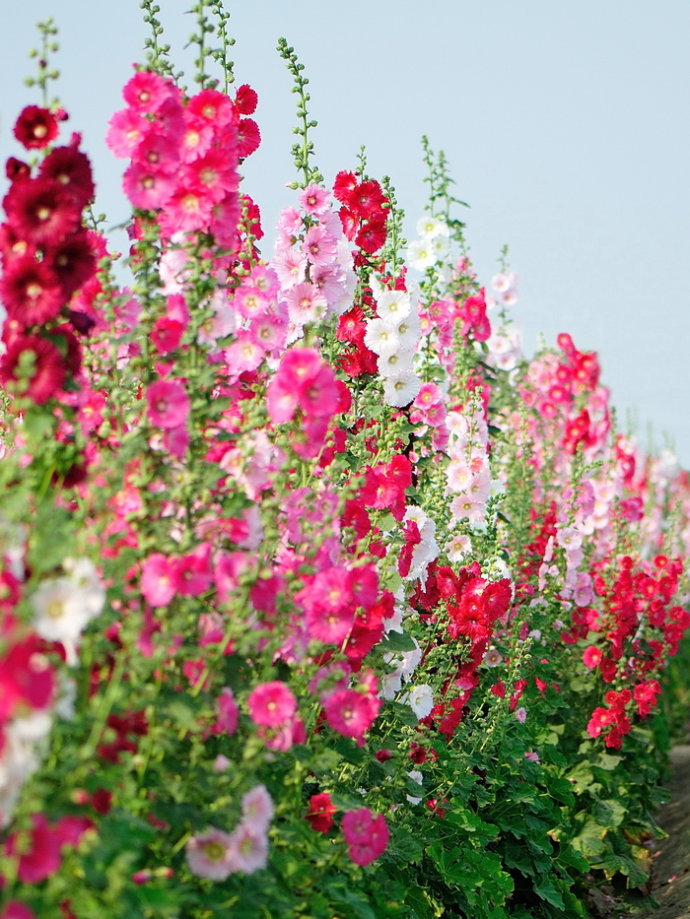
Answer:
(40, 146, 95, 209)
(1, 254, 64, 326)
(355, 215, 387, 254)
(0, 333, 66, 403)
(234, 84, 258, 115)
(14, 105, 59, 149)
(6, 157, 30, 182)
(349, 180, 387, 219)
(5, 814, 62, 883)
(4, 177, 81, 247)
(333, 170, 358, 205)
(306, 792, 336, 833)
(237, 118, 261, 158)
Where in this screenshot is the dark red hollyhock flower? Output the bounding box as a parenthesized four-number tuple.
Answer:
(306, 792, 336, 833)
(234, 84, 258, 115)
(0, 254, 64, 326)
(14, 105, 59, 149)
(4, 177, 81, 247)
(6, 157, 30, 182)
(45, 229, 96, 298)
(0, 334, 66, 403)
(40, 146, 95, 209)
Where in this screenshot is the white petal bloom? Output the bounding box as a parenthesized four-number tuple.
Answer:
(31, 577, 92, 645)
(376, 289, 412, 323)
(431, 235, 449, 259)
(63, 558, 106, 620)
(407, 238, 436, 271)
(364, 317, 402, 357)
(378, 348, 415, 378)
(415, 216, 450, 240)
(383, 370, 421, 407)
(395, 313, 421, 351)
(406, 769, 424, 805)
(447, 533, 473, 563)
(380, 666, 403, 700)
(404, 684, 434, 720)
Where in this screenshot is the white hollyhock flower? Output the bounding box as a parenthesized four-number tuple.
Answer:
(395, 312, 421, 351)
(378, 349, 415, 378)
(364, 317, 402, 357)
(406, 769, 424, 805)
(376, 289, 412, 322)
(415, 216, 449, 240)
(407, 238, 436, 271)
(383, 371, 421, 407)
(404, 684, 434, 720)
(31, 578, 92, 645)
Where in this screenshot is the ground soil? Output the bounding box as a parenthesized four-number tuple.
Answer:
(590, 745, 690, 919)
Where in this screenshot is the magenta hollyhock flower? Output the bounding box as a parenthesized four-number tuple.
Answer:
(141, 553, 178, 607)
(186, 826, 234, 881)
(146, 379, 190, 429)
(215, 687, 239, 735)
(324, 688, 381, 745)
(1, 902, 38, 919)
(342, 808, 389, 866)
(5, 814, 62, 884)
(247, 681, 297, 727)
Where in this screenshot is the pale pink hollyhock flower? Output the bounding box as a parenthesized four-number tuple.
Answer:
(227, 822, 268, 874)
(303, 225, 337, 267)
(215, 687, 239, 735)
(186, 827, 234, 881)
(272, 244, 307, 289)
(241, 784, 274, 833)
(141, 553, 178, 607)
(342, 808, 389, 866)
(146, 379, 190, 429)
(524, 751, 540, 763)
(213, 754, 231, 772)
(514, 707, 527, 723)
(299, 184, 330, 215)
(247, 681, 297, 727)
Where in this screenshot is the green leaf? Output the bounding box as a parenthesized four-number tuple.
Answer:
(377, 630, 417, 653)
(534, 877, 565, 910)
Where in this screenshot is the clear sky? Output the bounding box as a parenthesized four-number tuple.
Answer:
(2, 1, 689, 467)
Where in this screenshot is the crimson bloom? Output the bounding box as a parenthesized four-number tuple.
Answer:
(307, 792, 336, 834)
(14, 105, 59, 149)
(0, 334, 65, 403)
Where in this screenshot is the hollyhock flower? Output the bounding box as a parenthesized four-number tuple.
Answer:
(1, 902, 38, 919)
(40, 146, 95, 209)
(1, 255, 64, 326)
(0, 334, 65, 403)
(227, 822, 268, 873)
(247, 681, 297, 727)
(14, 105, 59, 149)
(416, 215, 450, 239)
(5, 177, 81, 246)
(122, 70, 178, 114)
(383, 370, 421, 407)
(234, 83, 258, 115)
(307, 792, 336, 833)
(141, 553, 178, 607)
(324, 688, 380, 744)
(241, 784, 274, 833)
(342, 808, 389, 866)
(407, 238, 436, 270)
(403, 683, 434, 719)
(300, 184, 330, 215)
(146, 379, 190, 429)
(30, 576, 92, 647)
(186, 827, 234, 881)
(6, 813, 62, 883)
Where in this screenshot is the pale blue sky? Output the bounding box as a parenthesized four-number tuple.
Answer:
(2, 2, 689, 465)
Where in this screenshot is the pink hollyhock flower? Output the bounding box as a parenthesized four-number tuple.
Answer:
(241, 784, 274, 833)
(300, 184, 330, 215)
(324, 688, 380, 745)
(146, 379, 190, 429)
(175, 544, 212, 596)
(186, 827, 234, 881)
(582, 646, 603, 669)
(342, 808, 389, 866)
(122, 70, 178, 114)
(215, 687, 239, 735)
(141, 553, 178, 607)
(247, 681, 297, 727)
(227, 822, 268, 874)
